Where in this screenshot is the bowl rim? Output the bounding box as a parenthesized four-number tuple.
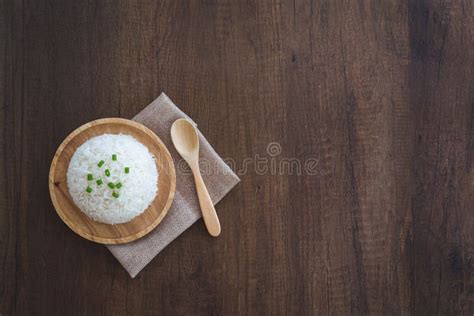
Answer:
(48, 117, 176, 244)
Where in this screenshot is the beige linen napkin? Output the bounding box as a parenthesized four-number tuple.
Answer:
(107, 93, 240, 277)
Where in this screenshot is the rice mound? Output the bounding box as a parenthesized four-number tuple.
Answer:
(67, 134, 158, 224)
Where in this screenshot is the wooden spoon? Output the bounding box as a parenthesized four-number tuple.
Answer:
(170, 119, 221, 237)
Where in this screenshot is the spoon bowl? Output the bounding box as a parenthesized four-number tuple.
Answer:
(170, 119, 199, 162)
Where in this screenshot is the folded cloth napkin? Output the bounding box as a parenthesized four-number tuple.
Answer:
(107, 93, 240, 277)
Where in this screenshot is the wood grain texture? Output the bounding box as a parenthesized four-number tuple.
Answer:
(1, 0, 473, 315)
(49, 118, 176, 244)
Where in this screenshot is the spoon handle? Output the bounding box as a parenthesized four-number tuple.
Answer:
(191, 166, 221, 237)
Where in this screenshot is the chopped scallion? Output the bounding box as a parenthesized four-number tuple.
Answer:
(124, 167, 129, 174)
(112, 191, 119, 198)
(105, 169, 111, 177)
(96, 179, 103, 186)
(107, 182, 115, 189)
(115, 182, 122, 189)
(98, 160, 105, 168)
(112, 154, 117, 161)
(85, 186, 92, 193)
(87, 174, 93, 181)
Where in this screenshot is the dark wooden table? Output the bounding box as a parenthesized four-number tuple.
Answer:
(1, 1, 473, 315)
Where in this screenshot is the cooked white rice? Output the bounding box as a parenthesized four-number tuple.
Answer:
(67, 134, 158, 224)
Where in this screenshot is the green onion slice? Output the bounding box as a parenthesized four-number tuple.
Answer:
(124, 167, 129, 174)
(87, 174, 93, 181)
(115, 182, 122, 189)
(108, 182, 115, 189)
(85, 186, 92, 193)
(98, 160, 105, 168)
(112, 191, 119, 198)
(96, 179, 103, 186)
(105, 169, 111, 177)
(112, 154, 117, 161)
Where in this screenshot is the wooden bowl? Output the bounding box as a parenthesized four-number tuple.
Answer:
(49, 118, 176, 244)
